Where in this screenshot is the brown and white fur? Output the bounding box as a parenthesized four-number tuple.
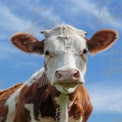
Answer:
(0, 24, 118, 122)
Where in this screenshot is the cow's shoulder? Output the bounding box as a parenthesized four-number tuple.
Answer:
(13, 70, 58, 121)
(4, 69, 44, 122)
(25, 68, 44, 86)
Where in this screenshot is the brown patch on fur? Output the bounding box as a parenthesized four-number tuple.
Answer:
(69, 85, 93, 122)
(0, 83, 24, 122)
(6, 74, 92, 122)
(13, 76, 92, 122)
(13, 74, 60, 121)
(11, 32, 44, 54)
(13, 85, 31, 122)
(87, 29, 118, 54)
(0, 74, 93, 122)
(0, 83, 24, 100)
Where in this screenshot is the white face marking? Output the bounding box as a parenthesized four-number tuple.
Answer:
(43, 25, 88, 93)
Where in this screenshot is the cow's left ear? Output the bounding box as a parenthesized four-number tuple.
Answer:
(11, 32, 44, 54)
(87, 29, 118, 54)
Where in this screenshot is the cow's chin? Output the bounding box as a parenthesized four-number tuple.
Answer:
(53, 80, 83, 94)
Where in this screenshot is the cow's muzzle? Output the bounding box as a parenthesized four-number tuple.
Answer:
(53, 69, 82, 87)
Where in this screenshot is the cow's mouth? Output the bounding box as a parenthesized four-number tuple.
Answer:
(53, 80, 83, 88)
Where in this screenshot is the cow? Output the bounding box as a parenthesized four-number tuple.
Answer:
(0, 24, 118, 122)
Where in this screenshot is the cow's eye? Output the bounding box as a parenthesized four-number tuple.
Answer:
(44, 50, 50, 56)
(83, 49, 88, 54)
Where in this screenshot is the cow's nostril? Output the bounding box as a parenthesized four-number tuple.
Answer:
(55, 71, 62, 81)
(73, 70, 80, 79)
(55, 69, 80, 81)
(57, 73, 62, 80)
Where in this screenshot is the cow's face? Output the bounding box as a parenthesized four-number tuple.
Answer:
(43, 35, 88, 93)
(11, 24, 118, 94)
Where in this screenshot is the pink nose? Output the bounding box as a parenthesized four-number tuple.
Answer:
(55, 69, 80, 81)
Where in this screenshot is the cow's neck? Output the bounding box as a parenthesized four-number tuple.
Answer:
(27, 71, 82, 121)
(38, 72, 73, 111)
(55, 93, 72, 122)
(37, 80, 72, 121)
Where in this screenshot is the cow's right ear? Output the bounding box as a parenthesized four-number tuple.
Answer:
(11, 32, 44, 54)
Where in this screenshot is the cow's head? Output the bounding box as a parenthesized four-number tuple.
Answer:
(11, 24, 118, 94)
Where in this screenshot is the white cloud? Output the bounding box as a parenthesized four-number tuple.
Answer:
(0, 2, 61, 61)
(66, 0, 121, 29)
(22, 7, 61, 35)
(87, 81, 122, 113)
(0, 2, 61, 37)
(0, 4, 28, 32)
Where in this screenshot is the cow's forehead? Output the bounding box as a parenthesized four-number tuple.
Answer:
(42, 24, 87, 38)
(44, 36, 87, 53)
(43, 24, 87, 53)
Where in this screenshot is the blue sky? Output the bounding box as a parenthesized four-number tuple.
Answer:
(0, 0, 122, 122)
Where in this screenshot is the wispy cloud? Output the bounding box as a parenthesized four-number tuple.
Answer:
(0, 1, 62, 37)
(0, 4, 27, 33)
(62, 0, 122, 29)
(87, 81, 122, 113)
(22, 7, 61, 34)
(0, 1, 61, 61)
